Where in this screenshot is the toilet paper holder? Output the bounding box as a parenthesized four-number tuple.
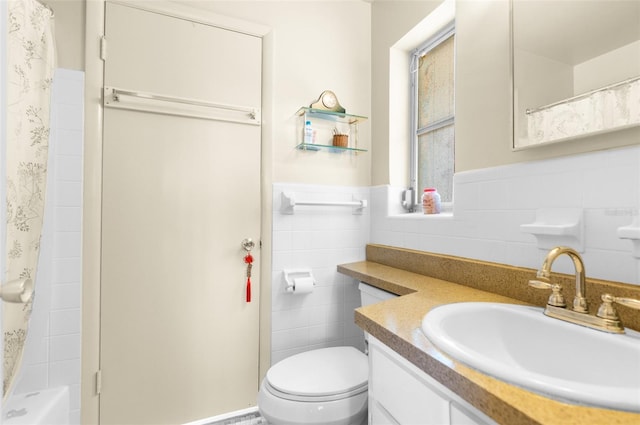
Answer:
(284, 269, 315, 293)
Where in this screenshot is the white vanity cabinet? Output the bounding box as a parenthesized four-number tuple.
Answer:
(368, 336, 497, 425)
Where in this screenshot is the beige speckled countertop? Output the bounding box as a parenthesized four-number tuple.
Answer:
(338, 245, 640, 425)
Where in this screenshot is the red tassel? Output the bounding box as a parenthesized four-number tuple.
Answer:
(244, 253, 253, 302)
(246, 277, 251, 302)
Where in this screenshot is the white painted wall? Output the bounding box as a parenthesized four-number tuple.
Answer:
(189, 0, 372, 188)
(574, 40, 640, 94)
(514, 48, 574, 112)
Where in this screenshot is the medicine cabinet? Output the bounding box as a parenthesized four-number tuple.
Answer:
(295, 107, 368, 153)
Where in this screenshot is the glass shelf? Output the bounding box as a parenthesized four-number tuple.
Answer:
(295, 142, 367, 153)
(295, 107, 368, 153)
(296, 107, 368, 125)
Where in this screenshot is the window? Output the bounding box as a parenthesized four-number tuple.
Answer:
(410, 26, 455, 207)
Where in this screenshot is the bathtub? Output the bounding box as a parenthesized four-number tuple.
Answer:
(3, 386, 69, 424)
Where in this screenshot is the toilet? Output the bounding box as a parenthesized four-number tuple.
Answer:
(258, 282, 396, 425)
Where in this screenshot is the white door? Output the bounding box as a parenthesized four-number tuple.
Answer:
(100, 4, 262, 424)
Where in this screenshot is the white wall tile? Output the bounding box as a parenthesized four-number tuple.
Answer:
(49, 359, 81, 386)
(16, 70, 83, 416)
(583, 165, 638, 209)
(270, 183, 370, 364)
(55, 129, 83, 156)
(54, 207, 81, 232)
(50, 309, 81, 336)
(54, 155, 83, 182)
(271, 308, 310, 332)
(55, 104, 84, 131)
(21, 333, 49, 365)
(53, 181, 82, 207)
(52, 69, 84, 106)
(52, 231, 82, 258)
(373, 145, 640, 284)
(50, 334, 81, 362)
(52, 258, 82, 283)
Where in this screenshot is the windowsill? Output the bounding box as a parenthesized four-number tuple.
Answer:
(388, 211, 454, 219)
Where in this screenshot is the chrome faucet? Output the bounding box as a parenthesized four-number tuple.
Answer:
(536, 246, 588, 313)
(529, 246, 640, 334)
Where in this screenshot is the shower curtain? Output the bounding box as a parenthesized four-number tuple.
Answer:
(4, 0, 55, 397)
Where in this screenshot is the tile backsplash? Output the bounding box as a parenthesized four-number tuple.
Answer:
(371, 145, 640, 285)
(14, 69, 83, 424)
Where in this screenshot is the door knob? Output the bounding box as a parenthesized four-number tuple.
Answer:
(241, 238, 255, 252)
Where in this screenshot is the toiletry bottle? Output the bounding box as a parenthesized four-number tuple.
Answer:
(304, 120, 314, 143)
(422, 188, 441, 214)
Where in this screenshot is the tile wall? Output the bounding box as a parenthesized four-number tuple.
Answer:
(14, 68, 83, 424)
(371, 145, 640, 285)
(270, 147, 640, 363)
(271, 183, 371, 364)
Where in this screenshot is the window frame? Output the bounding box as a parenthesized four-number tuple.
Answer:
(409, 23, 456, 211)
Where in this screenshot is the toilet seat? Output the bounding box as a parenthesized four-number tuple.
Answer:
(264, 346, 368, 402)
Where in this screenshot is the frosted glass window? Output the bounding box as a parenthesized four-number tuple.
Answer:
(418, 124, 454, 203)
(417, 36, 455, 128)
(414, 33, 455, 203)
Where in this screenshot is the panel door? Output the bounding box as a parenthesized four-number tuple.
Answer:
(100, 3, 262, 424)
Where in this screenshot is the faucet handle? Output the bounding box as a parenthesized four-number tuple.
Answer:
(528, 279, 566, 307)
(597, 294, 640, 321)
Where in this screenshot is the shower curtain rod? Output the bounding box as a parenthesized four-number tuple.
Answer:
(36, 0, 54, 17)
(526, 75, 640, 115)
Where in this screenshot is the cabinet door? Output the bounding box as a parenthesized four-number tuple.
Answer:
(369, 337, 497, 425)
(370, 341, 450, 424)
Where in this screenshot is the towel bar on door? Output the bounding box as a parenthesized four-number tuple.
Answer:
(103, 87, 261, 125)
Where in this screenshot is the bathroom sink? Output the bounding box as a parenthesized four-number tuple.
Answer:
(421, 302, 640, 412)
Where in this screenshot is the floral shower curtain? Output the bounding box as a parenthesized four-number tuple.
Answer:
(5, 0, 55, 397)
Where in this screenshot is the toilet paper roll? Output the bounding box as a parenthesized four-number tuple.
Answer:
(292, 277, 314, 294)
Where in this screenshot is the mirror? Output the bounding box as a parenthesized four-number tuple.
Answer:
(512, 0, 640, 149)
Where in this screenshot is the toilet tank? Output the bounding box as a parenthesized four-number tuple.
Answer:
(359, 282, 397, 306)
(358, 283, 397, 353)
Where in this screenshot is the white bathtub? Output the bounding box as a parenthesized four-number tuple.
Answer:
(3, 386, 69, 424)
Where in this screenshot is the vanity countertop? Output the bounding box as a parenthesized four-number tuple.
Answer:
(338, 259, 640, 425)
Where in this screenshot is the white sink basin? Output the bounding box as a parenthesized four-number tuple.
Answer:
(421, 302, 640, 412)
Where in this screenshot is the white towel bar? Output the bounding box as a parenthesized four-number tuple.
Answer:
(104, 87, 261, 125)
(280, 192, 367, 215)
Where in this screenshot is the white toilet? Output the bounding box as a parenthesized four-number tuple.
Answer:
(258, 282, 396, 425)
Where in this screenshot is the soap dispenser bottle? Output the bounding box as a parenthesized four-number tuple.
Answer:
(303, 120, 314, 143)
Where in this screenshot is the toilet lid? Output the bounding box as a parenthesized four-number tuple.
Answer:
(266, 347, 368, 397)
